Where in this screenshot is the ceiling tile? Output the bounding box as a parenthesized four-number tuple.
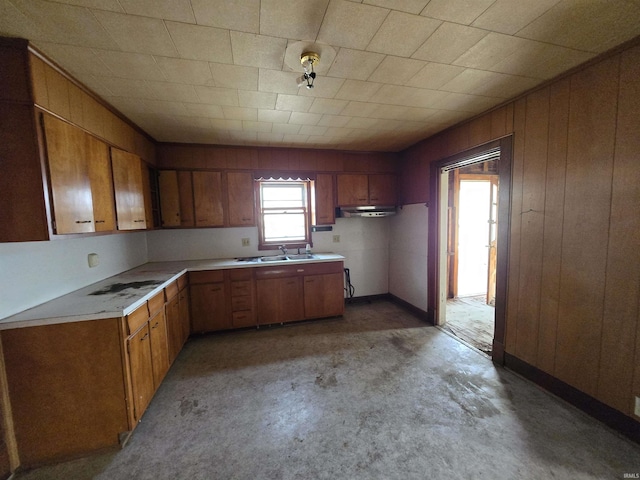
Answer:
(99, 76, 152, 98)
(430, 92, 500, 113)
(275, 94, 314, 112)
(223, 106, 257, 121)
(95, 51, 166, 80)
(453, 32, 536, 70)
(35, 42, 113, 76)
(184, 103, 224, 118)
(119, 0, 195, 22)
(191, 0, 260, 33)
(44, 0, 123, 11)
(516, 0, 640, 53)
(11, 0, 118, 49)
(367, 56, 426, 85)
(366, 11, 441, 57)
(146, 81, 200, 102)
(403, 107, 439, 121)
(238, 90, 277, 109)
(0, 0, 46, 40)
(257, 132, 284, 143)
(231, 32, 287, 69)
(471, 0, 561, 35)
(472, 74, 540, 99)
(440, 68, 501, 94)
(421, 0, 495, 25)
(316, 0, 389, 50)
(363, 0, 429, 15)
(282, 134, 309, 144)
(154, 57, 212, 85)
(370, 84, 448, 108)
(142, 99, 189, 116)
(209, 63, 258, 90)
(194, 86, 239, 106)
(165, 22, 232, 63)
(334, 79, 384, 102)
(289, 111, 323, 125)
(318, 115, 352, 127)
(272, 123, 302, 134)
(406, 62, 466, 89)
(258, 110, 291, 123)
(309, 98, 349, 115)
(325, 126, 356, 136)
(92, 10, 178, 56)
(340, 101, 380, 118)
(411, 22, 488, 63)
(211, 119, 243, 131)
(260, 0, 329, 39)
(243, 121, 273, 133)
(327, 48, 385, 80)
(299, 125, 329, 136)
(258, 70, 300, 95)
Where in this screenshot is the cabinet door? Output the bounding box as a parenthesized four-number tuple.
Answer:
(111, 148, 147, 230)
(227, 171, 255, 226)
(127, 323, 154, 422)
(158, 170, 181, 227)
(149, 309, 169, 389)
(86, 135, 115, 232)
(368, 174, 397, 205)
(178, 286, 190, 344)
(193, 171, 224, 227)
(256, 277, 304, 325)
(315, 173, 335, 225)
(190, 282, 230, 332)
(43, 114, 94, 233)
(337, 174, 368, 206)
(166, 295, 181, 364)
(178, 171, 195, 227)
(304, 273, 345, 319)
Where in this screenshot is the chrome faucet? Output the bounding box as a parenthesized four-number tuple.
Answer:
(279, 245, 287, 255)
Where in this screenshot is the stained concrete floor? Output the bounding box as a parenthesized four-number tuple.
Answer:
(15, 300, 640, 480)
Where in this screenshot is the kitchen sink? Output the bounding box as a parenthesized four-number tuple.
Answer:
(286, 254, 315, 260)
(259, 255, 288, 262)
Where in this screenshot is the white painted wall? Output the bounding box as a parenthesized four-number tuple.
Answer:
(388, 203, 429, 311)
(0, 233, 148, 320)
(146, 217, 390, 298)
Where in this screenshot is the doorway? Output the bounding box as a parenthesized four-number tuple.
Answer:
(443, 163, 499, 355)
(427, 138, 512, 364)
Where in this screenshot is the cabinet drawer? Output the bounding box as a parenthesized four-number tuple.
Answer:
(165, 281, 178, 300)
(229, 269, 252, 281)
(177, 274, 188, 291)
(254, 265, 306, 279)
(232, 311, 255, 328)
(302, 261, 344, 275)
(190, 270, 224, 284)
(148, 291, 165, 315)
(231, 280, 251, 296)
(231, 296, 252, 311)
(126, 303, 149, 334)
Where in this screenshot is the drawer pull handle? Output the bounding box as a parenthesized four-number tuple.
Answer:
(95, 220, 105, 224)
(141, 332, 149, 341)
(134, 219, 145, 223)
(75, 220, 92, 224)
(151, 322, 159, 329)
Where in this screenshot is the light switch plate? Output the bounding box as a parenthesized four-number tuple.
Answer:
(333, 235, 340, 243)
(88, 253, 99, 268)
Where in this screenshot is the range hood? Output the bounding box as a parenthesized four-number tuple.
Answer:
(338, 206, 397, 218)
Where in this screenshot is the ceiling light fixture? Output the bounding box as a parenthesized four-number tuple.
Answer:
(295, 52, 319, 89)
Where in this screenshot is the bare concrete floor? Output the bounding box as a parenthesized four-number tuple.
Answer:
(15, 300, 640, 480)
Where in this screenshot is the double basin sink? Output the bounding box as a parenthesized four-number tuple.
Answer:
(236, 254, 315, 263)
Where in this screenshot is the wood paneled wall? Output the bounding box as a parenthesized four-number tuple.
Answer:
(399, 43, 640, 420)
(29, 52, 155, 165)
(157, 144, 399, 173)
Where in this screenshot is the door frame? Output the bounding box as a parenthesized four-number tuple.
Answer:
(428, 137, 513, 364)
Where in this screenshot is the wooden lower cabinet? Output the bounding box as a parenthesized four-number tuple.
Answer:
(190, 274, 229, 332)
(304, 272, 344, 319)
(178, 283, 190, 346)
(127, 323, 155, 423)
(256, 276, 304, 325)
(148, 308, 170, 389)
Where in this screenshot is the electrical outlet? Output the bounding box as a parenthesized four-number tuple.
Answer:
(635, 396, 640, 417)
(241, 238, 250, 247)
(333, 235, 340, 243)
(87, 253, 99, 268)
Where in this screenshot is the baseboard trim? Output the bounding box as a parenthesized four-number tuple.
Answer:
(388, 294, 432, 324)
(346, 293, 391, 305)
(504, 353, 640, 444)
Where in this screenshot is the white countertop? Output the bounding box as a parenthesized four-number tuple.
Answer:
(0, 254, 344, 330)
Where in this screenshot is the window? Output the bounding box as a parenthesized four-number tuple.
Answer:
(256, 179, 312, 250)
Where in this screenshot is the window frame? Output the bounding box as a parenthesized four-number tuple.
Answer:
(255, 179, 313, 251)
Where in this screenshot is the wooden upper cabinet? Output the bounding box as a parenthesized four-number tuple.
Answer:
(337, 174, 369, 206)
(86, 135, 115, 232)
(111, 148, 147, 230)
(158, 170, 181, 227)
(368, 174, 397, 205)
(193, 171, 224, 227)
(227, 171, 255, 226)
(337, 173, 397, 206)
(42, 114, 95, 234)
(140, 161, 155, 229)
(177, 171, 194, 227)
(315, 173, 335, 225)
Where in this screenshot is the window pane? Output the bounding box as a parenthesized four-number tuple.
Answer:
(261, 184, 305, 209)
(264, 212, 306, 242)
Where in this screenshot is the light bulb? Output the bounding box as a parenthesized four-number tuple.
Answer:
(296, 74, 307, 87)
